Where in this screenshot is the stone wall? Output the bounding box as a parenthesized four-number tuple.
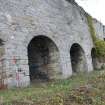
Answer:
(0, 0, 103, 88)
(93, 19, 105, 40)
(91, 19, 105, 70)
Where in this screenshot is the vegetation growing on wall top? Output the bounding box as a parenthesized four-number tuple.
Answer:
(86, 14, 105, 57)
(86, 15, 97, 43)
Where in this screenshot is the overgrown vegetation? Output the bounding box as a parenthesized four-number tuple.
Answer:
(1, 71, 105, 105)
(87, 14, 105, 58)
(86, 14, 97, 43)
(95, 39, 105, 57)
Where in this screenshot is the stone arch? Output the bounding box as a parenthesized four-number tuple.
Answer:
(70, 43, 88, 73)
(27, 35, 61, 83)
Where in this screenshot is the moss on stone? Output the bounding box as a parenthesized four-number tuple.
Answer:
(95, 39, 105, 57)
(86, 14, 97, 43)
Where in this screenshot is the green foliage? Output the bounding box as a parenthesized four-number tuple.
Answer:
(49, 94, 64, 105)
(1, 71, 105, 105)
(86, 14, 105, 57)
(95, 39, 105, 57)
(86, 14, 97, 43)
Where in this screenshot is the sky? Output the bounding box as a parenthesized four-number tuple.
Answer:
(75, 0, 105, 25)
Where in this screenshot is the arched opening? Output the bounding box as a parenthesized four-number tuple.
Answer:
(0, 39, 4, 58)
(28, 36, 60, 83)
(91, 48, 97, 70)
(0, 39, 6, 89)
(70, 43, 87, 73)
(91, 48, 104, 70)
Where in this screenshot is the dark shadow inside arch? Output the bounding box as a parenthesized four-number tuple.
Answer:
(92, 48, 105, 70)
(0, 39, 5, 89)
(0, 39, 4, 57)
(70, 43, 88, 73)
(28, 36, 60, 83)
(91, 48, 98, 70)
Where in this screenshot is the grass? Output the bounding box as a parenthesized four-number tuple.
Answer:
(0, 70, 105, 105)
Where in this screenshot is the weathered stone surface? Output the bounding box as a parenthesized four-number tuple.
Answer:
(0, 0, 104, 88)
(93, 19, 104, 40)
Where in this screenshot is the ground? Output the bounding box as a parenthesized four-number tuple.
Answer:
(0, 70, 105, 105)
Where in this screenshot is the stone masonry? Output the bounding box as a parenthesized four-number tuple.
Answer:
(0, 0, 104, 88)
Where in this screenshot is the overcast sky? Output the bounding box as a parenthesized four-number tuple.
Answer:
(75, 0, 105, 25)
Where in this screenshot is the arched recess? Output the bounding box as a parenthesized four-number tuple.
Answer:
(70, 43, 88, 73)
(91, 48, 102, 70)
(91, 48, 97, 69)
(0, 39, 5, 58)
(0, 39, 5, 89)
(28, 35, 61, 83)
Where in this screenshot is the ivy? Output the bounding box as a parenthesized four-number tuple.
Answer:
(86, 14, 105, 57)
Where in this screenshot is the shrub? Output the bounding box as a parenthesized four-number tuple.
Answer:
(95, 39, 105, 57)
